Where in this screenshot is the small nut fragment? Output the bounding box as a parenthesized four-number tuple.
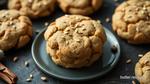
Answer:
(126, 59, 132, 64)
(138, 54, 143, 58)
(41, 76, 47, 81)
(44, 22, 49, 27)
(13, 56, 18, 62)
(105, 17, 110, 22)
(25, 61, 29, 67)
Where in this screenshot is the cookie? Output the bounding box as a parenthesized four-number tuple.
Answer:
(8, 0, 56, 18)
(0, 10, 32, 51)
(112, 0, 150, 44)
(57, 0, 103, 15)
(135, 52, 150, 84)
(44, 15, 106, 68)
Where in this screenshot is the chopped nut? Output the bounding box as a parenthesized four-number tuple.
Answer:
(25, 61, 29, 67)
(136, 27, 140, 32)
(29, 74, 33, 79)
(44, 22, 49, 26)
(132, 80, 136, 84)
(64, 32, 69, 34)
(41, 76, 47, 81)
(26, 78, 32, 82)
(111, 45, 118, 53)
(12, 25, 16, 28)
(105, 17, 110, 22)
(126, 59, 132, 64)
(138, 54, 143, 58)
(13, 56, 18, 62)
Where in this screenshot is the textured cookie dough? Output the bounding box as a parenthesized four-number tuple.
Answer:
(8, 0, 56, 18)
(0, 10, 32, 51)
(57, 0, 103, 15)
(135, 52, 150, 84)
(112, 0, 150, 44)
(44, 15, 106, 68)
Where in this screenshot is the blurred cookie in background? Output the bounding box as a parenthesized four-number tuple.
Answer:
(0, 10, 33, 51)
(112, 0, 150, 44)
(135, 51, 150, 84)
(57, 0, 103, 15)
(8, 0, 56, 18)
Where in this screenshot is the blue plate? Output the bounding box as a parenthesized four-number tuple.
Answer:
(31, 27, 120, 81)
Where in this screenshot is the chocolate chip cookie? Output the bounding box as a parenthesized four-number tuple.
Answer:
(57, 0, 103, 15)
(112, 0, 150, 44)
(44, 15, 106, 68)
(135, 52, 150, 84)
(0, 10, 32, 51)
(8, 0, 56, 18)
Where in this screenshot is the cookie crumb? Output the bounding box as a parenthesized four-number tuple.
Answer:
(132, 80, 136, 84)
(138, 54, 143, 58)
(41, 76, 47, 81)
(111, 45, 118, 53)
(13, 56, 18, 62)
(126, 59, 132, 64)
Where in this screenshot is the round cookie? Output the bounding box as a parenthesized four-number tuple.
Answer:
(57, 0, 103, 15)
(112, 0, 150, 44)
(0, 10, 32, 51)
(8, 0, 56, 18)
(135, 52, 150, 84)
(44, 15, 106, 68)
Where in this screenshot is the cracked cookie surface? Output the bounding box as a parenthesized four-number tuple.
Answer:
(135, 52, 150, 84)
(44, 15, 106, 68)
(112, 0, 150, 44)
(8, 0, 56, 18)
(0, 10, 32, 51)
(57, 0, 103, 15)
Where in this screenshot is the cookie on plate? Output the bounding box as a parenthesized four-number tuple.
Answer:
(135, 51, 150, 84)
(57, 0, 103, 15)
(8, 0, 56, 18)
(112, 0, 150, 44)
(44, 15, 106, 68)
(0, 10, 32, 51)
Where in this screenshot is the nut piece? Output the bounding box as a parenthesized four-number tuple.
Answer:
(112, 0, 150, 44)
(13, 56, 18, 62)
(41, 76, 47, 81)
(135, 51, 150, 84)
(126, 59, 132, 64)
(57, 0, 103, 15)
(44, 15, 106, 68)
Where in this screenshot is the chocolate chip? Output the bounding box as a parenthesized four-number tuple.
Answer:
(111, 45, 118, 53)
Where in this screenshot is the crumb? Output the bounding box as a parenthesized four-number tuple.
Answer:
(126, 59, 132, 64)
